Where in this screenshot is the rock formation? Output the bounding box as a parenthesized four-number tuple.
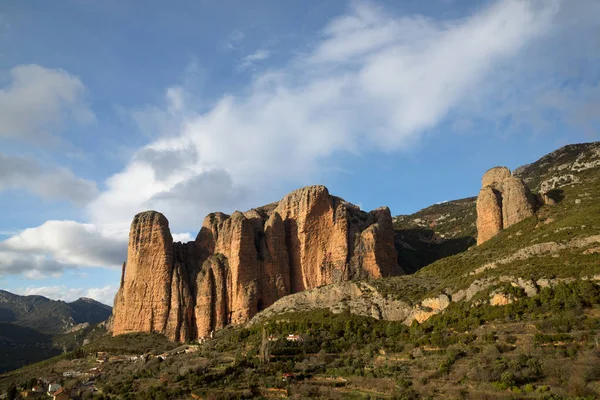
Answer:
(111, 185, 402, 341)
(476, 167, 537, 245)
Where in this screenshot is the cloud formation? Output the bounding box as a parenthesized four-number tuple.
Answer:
(0, 220, 126, 278)
(239, 49, 271, 70)
(89, 0, 573, 233)
(0, 152, 99, 206)
(0, 64, 94, 142)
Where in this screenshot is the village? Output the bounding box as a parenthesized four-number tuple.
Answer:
(0, 346, 200, 400)
(1, 332, 305, 400)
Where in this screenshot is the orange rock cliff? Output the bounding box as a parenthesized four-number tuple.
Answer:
(111, 185, 403, 341)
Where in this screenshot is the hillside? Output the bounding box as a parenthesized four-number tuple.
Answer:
(0, 292, 111, 373)
(393, 197, 477, 273)
(391, 141, 600, 273)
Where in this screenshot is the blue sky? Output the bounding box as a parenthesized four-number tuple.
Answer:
(0, 0, 599, 305)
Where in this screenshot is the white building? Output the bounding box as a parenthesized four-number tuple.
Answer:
(48, 383, 61, 394)
(286, 334, 303, 342)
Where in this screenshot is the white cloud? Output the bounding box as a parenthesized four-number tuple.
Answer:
(85, 286, 118, 306)
(17, 285, 117, 306)
(0, 64, 94, 142)
(172, 232, 193, 243)
(88, 0, 576, 234)
(0, 152, 99, 206)
(238, 49, 271, 70)
(0, 221, 126, 278)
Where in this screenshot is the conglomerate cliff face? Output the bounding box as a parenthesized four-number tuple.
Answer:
(111, 185, 402, 341)
(476, 167, 537, 245)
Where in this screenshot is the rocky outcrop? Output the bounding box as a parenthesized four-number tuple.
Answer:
(111, 185, 402, 341)
(248, 273, 600, 328)
(476, 167, 537, 245)
(111, 212, 196, 341)
(248, 281, 414, 325)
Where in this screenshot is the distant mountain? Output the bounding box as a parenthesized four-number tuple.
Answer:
(0, 290, 111, 334)
(0, 291, 111, 373)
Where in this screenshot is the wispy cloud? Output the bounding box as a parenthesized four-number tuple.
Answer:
(238, 49, 271, 70)
(0, 152, 99, 206)
(0, 220, 126, 278)
(225, 29, 245, 50)
(89, 0, 574, 233)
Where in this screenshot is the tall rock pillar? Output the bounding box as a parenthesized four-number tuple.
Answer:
(476, 167, 536, 245)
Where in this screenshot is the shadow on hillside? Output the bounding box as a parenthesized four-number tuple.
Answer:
(0, 308, 16, 322)
(394, 228, 475, 274)
(544, 188, 565, 204)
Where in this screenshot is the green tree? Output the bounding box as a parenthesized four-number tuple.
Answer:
(7, 384, 17, 400)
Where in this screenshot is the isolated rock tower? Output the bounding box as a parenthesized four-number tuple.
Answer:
(476, 167, 536, 245)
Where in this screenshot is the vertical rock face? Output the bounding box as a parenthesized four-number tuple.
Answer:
(476, 167, 537, 245)
(112, 185, 403, 341)
(112, 211, 193, 342)
(476, 187, 503, 245)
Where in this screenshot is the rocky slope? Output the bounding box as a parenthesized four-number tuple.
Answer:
(514, 141, 600, 191)
(111, 185, 402, 341)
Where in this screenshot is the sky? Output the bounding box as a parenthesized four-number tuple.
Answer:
(0, 0, 599, 306)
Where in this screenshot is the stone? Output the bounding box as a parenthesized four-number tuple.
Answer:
(489, 292, 514, 306)
(481, 166, 511, 188)
(476, 187, 503, 245)
(112, 211, 195, 342)
(501, 177, 535, 229)
(476, 166, 537, 245)
(538, 192, 557, 206)
(112, 186, 403, 341)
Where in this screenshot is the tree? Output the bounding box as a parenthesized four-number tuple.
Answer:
(260, 325, 271, 364)
(7, 384, 17, 400)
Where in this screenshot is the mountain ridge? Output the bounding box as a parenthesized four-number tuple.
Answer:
(111, 185, 402, 342)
